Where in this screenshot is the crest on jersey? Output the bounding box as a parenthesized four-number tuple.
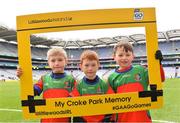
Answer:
(64, 81, 70, 88)
(134, 73, 141, 81)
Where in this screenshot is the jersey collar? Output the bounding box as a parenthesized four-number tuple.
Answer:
(83, 75, 99, 85)
(115, 65, 133, 73)
(51, 72, 66, 79)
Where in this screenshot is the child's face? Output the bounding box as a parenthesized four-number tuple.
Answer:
(114, 47, 134, 69)
(48, 55, 67, 73)
(80, 59, 99, 80)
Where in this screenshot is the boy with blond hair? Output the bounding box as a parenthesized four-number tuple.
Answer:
(108, 41, 165, 122)
(71, 50, 115, 122)
(17, 48, 75, 123)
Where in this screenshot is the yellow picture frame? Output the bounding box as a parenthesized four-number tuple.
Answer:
(17, 8, 163, 119)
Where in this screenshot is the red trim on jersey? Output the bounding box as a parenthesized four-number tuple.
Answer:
(106, 84, 115, 94)
(43, 89, 70, 98)
(117, 82, 144, 93)
(41, 117, 69, 123)
(160, 65, 165, 82)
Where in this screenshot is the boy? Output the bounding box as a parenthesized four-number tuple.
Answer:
(108, 41, 165, 122)
(70, 50, 115, 122)
(16, 48, 75, 123)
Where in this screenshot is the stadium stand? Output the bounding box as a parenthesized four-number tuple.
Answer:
(0, 26, 180, 80)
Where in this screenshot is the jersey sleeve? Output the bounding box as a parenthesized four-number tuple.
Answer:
(160, 65, 165, 82)
(144, 64, 165, 83)
(34, 76, 43, 96)
(108, 73, 116, 92)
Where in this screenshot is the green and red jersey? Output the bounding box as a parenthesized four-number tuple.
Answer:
(109, 65, 149, 93)
(34, 72, 75, 123)
(71, 75, 115, 122)
(108, 65, 165, 122)
(71, 76, 114, 96)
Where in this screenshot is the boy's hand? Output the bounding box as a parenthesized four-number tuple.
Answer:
(16, 66, 23, 78)
(155, 50, 163, 64)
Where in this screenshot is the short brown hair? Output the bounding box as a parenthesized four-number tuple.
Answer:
(113, 41, 133, 55)
(80, 50, 99, 64)
(47, 48, 67, 60)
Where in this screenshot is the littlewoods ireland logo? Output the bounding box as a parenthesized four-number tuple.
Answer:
(134, 9, 144, 20)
